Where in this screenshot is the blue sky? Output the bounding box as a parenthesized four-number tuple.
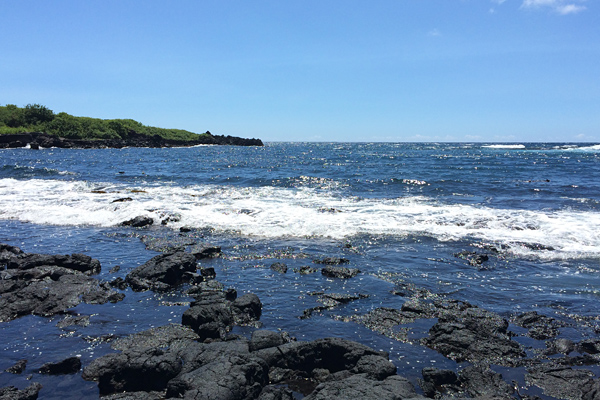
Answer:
(1, 1, 598, 142)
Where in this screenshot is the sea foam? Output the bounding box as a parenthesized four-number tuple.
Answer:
(1, 178, 598, 260)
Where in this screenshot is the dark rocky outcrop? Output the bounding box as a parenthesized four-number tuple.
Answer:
(0, 382, 42, 400)
(420, 365, 514, 399)
(165, 353, 269, 400)
(0, 243, 24, 265)
(125, 251, 197, 291)
(5, 359, 27, 374)
(526, 364, 600, 400)
(313, 257, 350, 265)
(38, 356, 81, 375)
(270, 262, 288, 274)
(83, 323, 410, 399)
(454, 250, 490, 267)
(182, 286, 262, 340)
(0, 245, 123, 322)
(304, 375, 423, 400)
(188, 243, 222, 259)
(422, 307, 525, 365)
(6, 252, 101, 275)
(512, 310, 565, 340)
(121, 216, 154, 228)
(0, 131, 263, 149)
(321, 265, 361, 279)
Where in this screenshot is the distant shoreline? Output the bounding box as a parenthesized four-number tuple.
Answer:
(0, 131, 263, 149)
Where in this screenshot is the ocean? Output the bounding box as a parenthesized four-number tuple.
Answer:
(1, 142, 600, 398)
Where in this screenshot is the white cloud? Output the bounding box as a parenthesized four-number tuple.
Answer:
(556, 4, 586, 14)
(521, 0, 587, 14)
(427, 29, 441, 37)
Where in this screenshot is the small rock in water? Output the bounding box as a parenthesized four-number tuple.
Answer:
(121, 216, 154, 227)
(38, 356, 81, 375)
(112, 197, 133, 203)
(321, 265, 361, 279)
(293, 266, 318, 274)
(454, 251, 489, 266)
(313, 257, 350, 265)
(270, 262, 288, 274)
(5, 359, 27, 374)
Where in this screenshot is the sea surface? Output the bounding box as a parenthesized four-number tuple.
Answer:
(1, 142, 600, 398)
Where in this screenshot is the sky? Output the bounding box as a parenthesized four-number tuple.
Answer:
(1, 0, 598, 142)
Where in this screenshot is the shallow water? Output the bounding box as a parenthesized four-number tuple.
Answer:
(1, 142, 599, 398)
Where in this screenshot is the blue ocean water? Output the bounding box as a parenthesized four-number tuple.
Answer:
(1, 142, 599, 398)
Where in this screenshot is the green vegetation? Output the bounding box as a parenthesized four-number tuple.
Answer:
(0, 104, 209, 141)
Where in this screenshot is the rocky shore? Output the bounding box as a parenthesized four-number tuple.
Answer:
(2, 238, 600, 400)
(0, 131, 263, 149)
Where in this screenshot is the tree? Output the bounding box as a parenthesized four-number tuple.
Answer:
(23, 104, 55, 125)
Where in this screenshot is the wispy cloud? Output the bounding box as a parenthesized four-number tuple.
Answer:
(521, 0, 587, 14)
(427, 29, 441, 37)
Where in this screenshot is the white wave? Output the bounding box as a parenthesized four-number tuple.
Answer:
(0, 178, 599, 260)
(482, 144, 526, 149)
(565, 144, 600, 152)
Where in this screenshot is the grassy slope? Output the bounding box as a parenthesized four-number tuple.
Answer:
(0, 104, 209, 141)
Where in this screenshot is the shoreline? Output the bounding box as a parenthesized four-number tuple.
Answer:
(0, 132, 264, 149)
(2, 227, 600, 399)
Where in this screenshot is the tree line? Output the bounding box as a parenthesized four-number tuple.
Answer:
(0, 104, 208, 141)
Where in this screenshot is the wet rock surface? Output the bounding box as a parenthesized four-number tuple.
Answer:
(321, 265, 361, 279)
(125, 251, 197, 291)
(0, 245, 124, 322)
(82, 324, 413, 400)
(0, 382, 42, 400)
(3, 240, 600, 399)
(38, 356, 82, 375)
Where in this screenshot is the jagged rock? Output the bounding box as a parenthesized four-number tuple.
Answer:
(38, 356, 81, 374)
(454, 251, 489, 267)
(0, 251, 123, 322)
(544, 338, 576, 355)
(293, 266, 319, 274)
(527, 365, 598, 400)
(0, 243, 24, 265)
(56, 315, 90, 329)
(82, 347, 183, 395)
(232, 293, 263, 322)
(321, 265, 361, 279)
(0, 382, 42, 400)
(458, 364, 514, 398)
(125, 251, 197, 291)
(110, 324, 200, 351)
(5, 359, 27, 374)
(6, 252, 101, 275)
(253, 337, 387, 374)
(249, 330, 288, 352)
(512, 311, 563, 340)
(270, 262, 288, 274)
(165, 354, 269, 400)
(422, 307, 525, 365)
(188, 243, 221, 259)
(121, 216, 153, 228)
(182, 300, 234, 339)
(257, 385, 295, 400)
(304, 374, 423, 400)
(314, 257, 350, 265)
(351, 355, 397, 380)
